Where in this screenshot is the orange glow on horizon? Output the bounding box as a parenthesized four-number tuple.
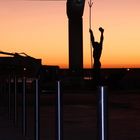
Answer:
(0, 1, 140, 68)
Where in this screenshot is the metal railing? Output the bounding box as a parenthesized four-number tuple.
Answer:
(0, 75, 108, 140)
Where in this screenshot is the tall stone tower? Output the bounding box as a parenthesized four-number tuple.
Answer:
(67, 0, 85, 73)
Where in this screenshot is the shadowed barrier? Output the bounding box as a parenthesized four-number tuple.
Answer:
(98, 86, 108, 140)
(56, 81, 63, 140)
(0, 73, 109, 140)
(0, 52, 42, 140)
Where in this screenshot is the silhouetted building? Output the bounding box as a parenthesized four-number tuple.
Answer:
(0, 51, 41, 77)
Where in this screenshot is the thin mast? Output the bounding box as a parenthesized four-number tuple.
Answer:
(88, 0, 93, 70)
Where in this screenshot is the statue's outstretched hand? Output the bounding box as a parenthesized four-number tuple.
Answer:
(99, 27, 104, 33)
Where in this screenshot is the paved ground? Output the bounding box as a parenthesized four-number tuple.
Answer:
(0, 89, 140, 140)
(0, 102, 31, 140)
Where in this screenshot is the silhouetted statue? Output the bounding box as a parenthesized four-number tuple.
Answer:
(89, 27, 104, 86)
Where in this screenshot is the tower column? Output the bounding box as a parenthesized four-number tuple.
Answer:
(67, 0, 85, 72)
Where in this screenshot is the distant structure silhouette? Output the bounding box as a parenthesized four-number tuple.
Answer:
(67, 0, 85, 73)
(0, 51, 41, 77)
(89, 27, 104, 86)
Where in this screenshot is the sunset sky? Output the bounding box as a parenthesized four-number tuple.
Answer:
(0, 0, 140, 68)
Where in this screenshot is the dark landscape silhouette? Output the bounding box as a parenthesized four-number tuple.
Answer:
(0, 0, 140, 140)
(0, 50, 140, 140)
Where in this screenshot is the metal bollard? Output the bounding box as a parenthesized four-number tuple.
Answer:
(14, 76, 17, 124)
(35, 79, 40, 140)
(56, 81, 63, 140)
(98, 86, 108, 140)
(22, 77, 26, 136)
(8, 76, 11, 120)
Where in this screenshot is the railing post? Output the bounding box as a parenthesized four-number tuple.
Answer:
(35, 79, 40, 140)
(22, 77, 26, 136)
(14, 76, 17, 125)
(56, 81, 63, 140)
(98, 86, 108, 140)
(8, 75, 11, 120)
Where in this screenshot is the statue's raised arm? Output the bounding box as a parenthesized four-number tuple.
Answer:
(99, 27, 104, 46)
(89, 28, 95, 48)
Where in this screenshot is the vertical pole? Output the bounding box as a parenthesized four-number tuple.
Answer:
(98, 86, 108, 140)
(8, 75, 11, 120)
(22, 77, 26, 136)
(14, 76, 17, 125)
(88, 0, 93, 70)
(89, 0, 92, 32)
(56, 81, 63, 140)
(35, 79, 40, 140)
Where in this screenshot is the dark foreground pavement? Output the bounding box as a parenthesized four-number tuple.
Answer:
(0, 116, 31, 140)
(0, 89, 140, 140)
